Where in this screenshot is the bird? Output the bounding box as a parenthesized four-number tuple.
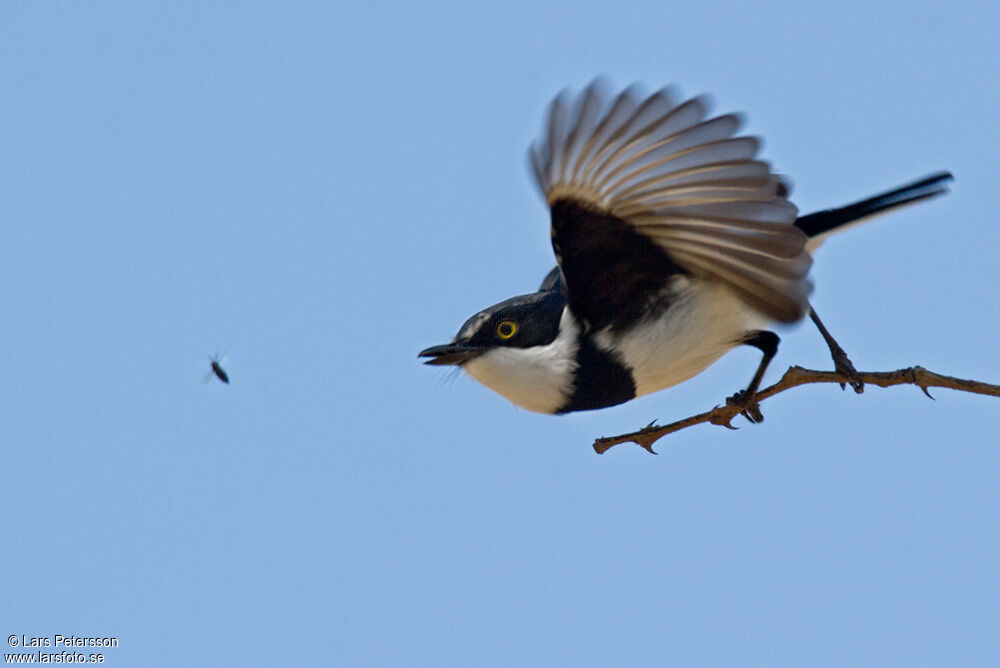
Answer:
(419, 79, 952, 419)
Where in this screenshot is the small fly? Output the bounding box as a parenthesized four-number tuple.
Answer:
(208, 354, 230, 384)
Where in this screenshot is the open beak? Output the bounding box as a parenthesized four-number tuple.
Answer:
(418, 343, 482, 366)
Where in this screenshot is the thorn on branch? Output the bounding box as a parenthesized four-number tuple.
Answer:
(909, 366, 935, 399)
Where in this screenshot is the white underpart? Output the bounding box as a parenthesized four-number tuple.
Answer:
(463, 308, 579, 414)
(598, 276, 768, 397)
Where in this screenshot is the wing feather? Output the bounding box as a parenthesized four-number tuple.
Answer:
(529, 80, 811, 323)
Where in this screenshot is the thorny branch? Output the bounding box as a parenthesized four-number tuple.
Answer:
(593, 366, 1000, 455)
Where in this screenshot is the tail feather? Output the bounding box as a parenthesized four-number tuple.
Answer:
(795, 171, 953, 246)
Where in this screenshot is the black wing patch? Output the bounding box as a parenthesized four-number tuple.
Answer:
(551, 198, 687, 332)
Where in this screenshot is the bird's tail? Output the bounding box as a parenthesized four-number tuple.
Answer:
(795, 171, 953, 252)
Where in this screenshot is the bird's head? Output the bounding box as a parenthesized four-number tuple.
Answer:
(419, 290, 565, 367)
(419, 289, 576, 414)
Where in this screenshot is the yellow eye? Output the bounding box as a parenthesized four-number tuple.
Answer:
(497, 321, 517, 339)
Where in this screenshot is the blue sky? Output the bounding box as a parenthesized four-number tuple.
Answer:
(2, 1, 999, 665)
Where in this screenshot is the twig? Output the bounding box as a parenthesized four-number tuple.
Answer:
(593, 365, 1000, 455)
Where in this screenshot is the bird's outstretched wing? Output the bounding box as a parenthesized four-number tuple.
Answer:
(529, 79, 812, 329)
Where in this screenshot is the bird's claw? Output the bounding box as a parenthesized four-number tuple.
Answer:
(725, 390, 764, 425)
(831, 349, 864, 394)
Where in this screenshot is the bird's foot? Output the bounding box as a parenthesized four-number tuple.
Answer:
(810, 308, 864, 393)
(830, 347, 864, 394)
(707, 390, 764, 428)
(729, 390, 765, 424)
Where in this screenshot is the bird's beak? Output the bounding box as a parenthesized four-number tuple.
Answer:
(418, 343, 482, 366)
